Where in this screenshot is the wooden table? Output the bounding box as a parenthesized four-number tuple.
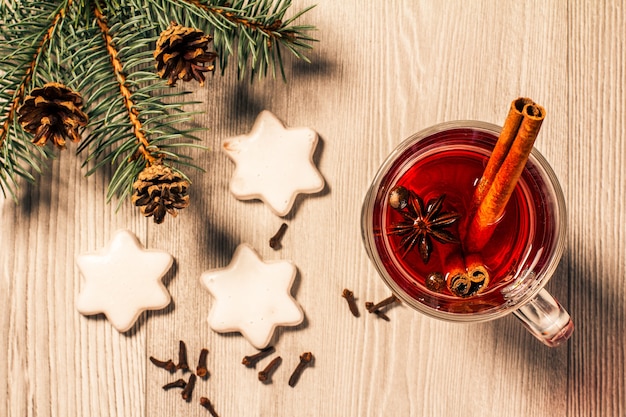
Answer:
(1, 1, 624, 416)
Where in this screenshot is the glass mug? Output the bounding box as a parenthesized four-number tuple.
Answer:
(361, 120, 574, 346)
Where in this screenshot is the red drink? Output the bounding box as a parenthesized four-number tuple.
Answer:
(362, 123, 564, 319)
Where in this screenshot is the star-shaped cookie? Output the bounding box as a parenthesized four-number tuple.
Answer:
(200, 243, 304, 349)
(222, 110, 325, 217)
(76, 230, 173, 332)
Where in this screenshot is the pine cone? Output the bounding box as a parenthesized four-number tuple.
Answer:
(17, 82, 88, 149)
(132, 164, 190, 224)
(154, 22, 217, 86)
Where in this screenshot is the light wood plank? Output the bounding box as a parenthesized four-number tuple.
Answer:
(0, 150, 149, 417)
(1, 1, 625, 416)
(146, 0, 571, 416)
(568, 1, 626, 416)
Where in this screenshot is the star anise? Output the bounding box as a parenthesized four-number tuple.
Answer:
(386, 186, 461, 263)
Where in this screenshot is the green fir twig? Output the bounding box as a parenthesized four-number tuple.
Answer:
(0, 0, 316, 218)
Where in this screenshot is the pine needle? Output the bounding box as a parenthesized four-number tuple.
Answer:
(0, 0, 316, 207)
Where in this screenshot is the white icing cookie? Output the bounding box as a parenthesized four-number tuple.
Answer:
(200, 243, 304, 349)
(222, 110, 325, 216)
(76, 230, 173, 332)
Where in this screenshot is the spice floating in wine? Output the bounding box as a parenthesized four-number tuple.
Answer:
(381, 98, 545, 299)
(386, 188, 460, 263)
(471, 97, 533, 209)
(466, 100, 546, 253)
(425, 272, 446, 293)
(385, 186, 490, 297)
(383, 152, 516, 298)
(380, 144, 531, 298)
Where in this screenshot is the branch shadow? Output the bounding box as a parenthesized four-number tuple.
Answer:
(226, 83, 267, 125)
(15, 160, 56, 217)
(288, 54, 337, 82)
(186, 169, 239, 263)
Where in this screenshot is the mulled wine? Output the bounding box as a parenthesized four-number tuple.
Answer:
(362, 121, 566, 320)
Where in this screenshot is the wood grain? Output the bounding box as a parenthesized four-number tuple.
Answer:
(568, 1, 626, 416)
(1, 0, 624, 416)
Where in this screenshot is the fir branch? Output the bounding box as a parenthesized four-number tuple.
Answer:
(92, 4, 158, 166)
(0, 0, 72, 198)
(0, 0, 317, 219)
(68, 1, 205, 208)
(152, 0, 317, 79)
(0, 1, 70, 144)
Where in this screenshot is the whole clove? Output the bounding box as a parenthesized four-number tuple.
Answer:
(181, 374, 197, 402)
(365, 294, 399, 321)
(342, 288, 360, 317)
(162, 378, 187, 391)
(365, 302, 390, 321)
(258, 356, 282, 383)
(288, 352, 313, 387)
(367, 294, 399, 313)
(149, 356, 176, 372)
(269, 222, 288, 249)
(176, 340, 189, 372)
(200, 397, 220, 417)
(196, 348, 209, 379)
(242, 346, 276, 368)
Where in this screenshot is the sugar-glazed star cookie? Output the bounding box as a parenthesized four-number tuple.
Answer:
(201, 243, 304, 349)
(222, 110, 325, 217)
(76, 230, 173, 332)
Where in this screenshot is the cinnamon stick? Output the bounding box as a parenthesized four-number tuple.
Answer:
(465, 253, 490, 295)
(471, 97, 533, 209)
(438, 246, 490, 297)
(465, 102, 545, 253)
(438, 242, 469, 296)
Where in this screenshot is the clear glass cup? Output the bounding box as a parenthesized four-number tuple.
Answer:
(361, 120, 573, 347)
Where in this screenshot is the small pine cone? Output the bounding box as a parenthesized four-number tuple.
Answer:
(132, 164, 190, 224)
(154, 21, 218, 86)
(17, 82, 88, 149)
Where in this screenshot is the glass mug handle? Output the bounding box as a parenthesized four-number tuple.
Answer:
(513, 288, 574, 347)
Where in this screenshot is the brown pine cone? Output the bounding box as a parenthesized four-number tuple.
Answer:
(17, 82, 88, 149)
(132, 164, 190, 224)
(154, 22, 217, 86)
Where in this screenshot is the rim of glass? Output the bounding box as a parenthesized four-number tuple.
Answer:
(361, 120, 567, 322)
